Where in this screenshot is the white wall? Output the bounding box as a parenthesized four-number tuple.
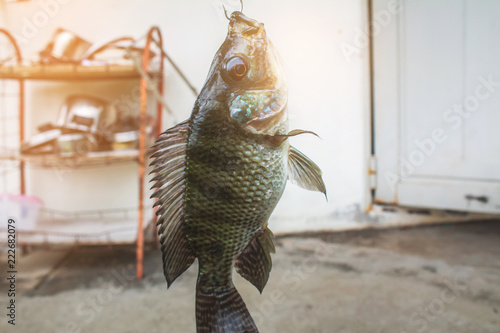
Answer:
(1, 0, 378, 233)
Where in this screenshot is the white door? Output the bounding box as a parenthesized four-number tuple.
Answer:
(373, 0, 500, 214)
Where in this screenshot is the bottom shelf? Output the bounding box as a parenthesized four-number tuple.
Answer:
(0, 216, 155, 245)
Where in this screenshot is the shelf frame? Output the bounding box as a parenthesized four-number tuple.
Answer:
(0, 26, 165, 279)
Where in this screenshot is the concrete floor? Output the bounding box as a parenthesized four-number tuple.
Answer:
(1, 220, 500, 332)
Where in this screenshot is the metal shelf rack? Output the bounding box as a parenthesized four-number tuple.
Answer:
(0, 26, 165, 279)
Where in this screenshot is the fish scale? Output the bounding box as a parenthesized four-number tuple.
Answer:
(185, 111, 288, 287)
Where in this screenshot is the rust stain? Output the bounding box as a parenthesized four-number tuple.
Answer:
(374, 198, 399, 206)
(364, 202, 373, 213)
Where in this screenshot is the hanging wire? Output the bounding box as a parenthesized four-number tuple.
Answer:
(124, 45, 176, 120)
(153, 41, 199, 97)
(132, 30, 198, 97)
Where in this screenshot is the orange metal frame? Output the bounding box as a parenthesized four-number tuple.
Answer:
(0, 29, 24, 194)
(0, 26, 164, 280)
(137, 26, 164, 278)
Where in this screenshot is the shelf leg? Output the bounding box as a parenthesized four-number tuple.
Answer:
(136, 87, 146, 279)
(136, 29, 155, 280)
(152, 61, 164, 250)
(19, 79, 25, 195)
(136, 26, 164, 278)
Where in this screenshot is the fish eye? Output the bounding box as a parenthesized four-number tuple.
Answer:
(226, 56, 248, 81)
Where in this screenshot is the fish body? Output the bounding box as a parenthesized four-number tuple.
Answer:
(150, 11, 326, 333)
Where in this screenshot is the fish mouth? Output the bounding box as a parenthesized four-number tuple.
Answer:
(229, 12, 265, 38)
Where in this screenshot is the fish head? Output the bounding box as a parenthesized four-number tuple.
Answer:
(202, 11, 288, 136)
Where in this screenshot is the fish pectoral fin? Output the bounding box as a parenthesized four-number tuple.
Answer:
(267, 129, 320, 146)
(150, 119, 195, 287)
(288, 146, 327, 198)
(283, 129, 321, 139)
(235, 227, 275, 293)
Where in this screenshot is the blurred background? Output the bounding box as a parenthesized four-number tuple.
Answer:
(0, 0, 499, 332)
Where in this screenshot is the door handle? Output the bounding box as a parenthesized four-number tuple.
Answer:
(465, 195, 489, 204)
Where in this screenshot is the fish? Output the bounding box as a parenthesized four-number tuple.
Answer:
(150, 9, 326, 333)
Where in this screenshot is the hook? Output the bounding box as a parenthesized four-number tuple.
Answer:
(222, 4, 231, 20)
(222, 0, 244, 20)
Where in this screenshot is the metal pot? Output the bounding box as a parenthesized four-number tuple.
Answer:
(40, 28, 92, 63)
(20, 129, 61, 154)
(57, 95, 108, 134)
(111, 130, 139, 150)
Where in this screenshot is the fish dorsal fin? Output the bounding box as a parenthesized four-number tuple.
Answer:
(288, 146, 327, 198)
(150, 119, 195, 287)
(235, 227, 276, 293)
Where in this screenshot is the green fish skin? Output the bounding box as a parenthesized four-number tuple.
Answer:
(150, 11, 326, 333)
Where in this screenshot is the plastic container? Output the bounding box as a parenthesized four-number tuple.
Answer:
(0, 194, 43, 230)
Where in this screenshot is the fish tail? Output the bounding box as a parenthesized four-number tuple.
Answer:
(196, 281, 258, 333)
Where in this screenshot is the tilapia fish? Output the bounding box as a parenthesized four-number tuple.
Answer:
(150, 10, 326, 333)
